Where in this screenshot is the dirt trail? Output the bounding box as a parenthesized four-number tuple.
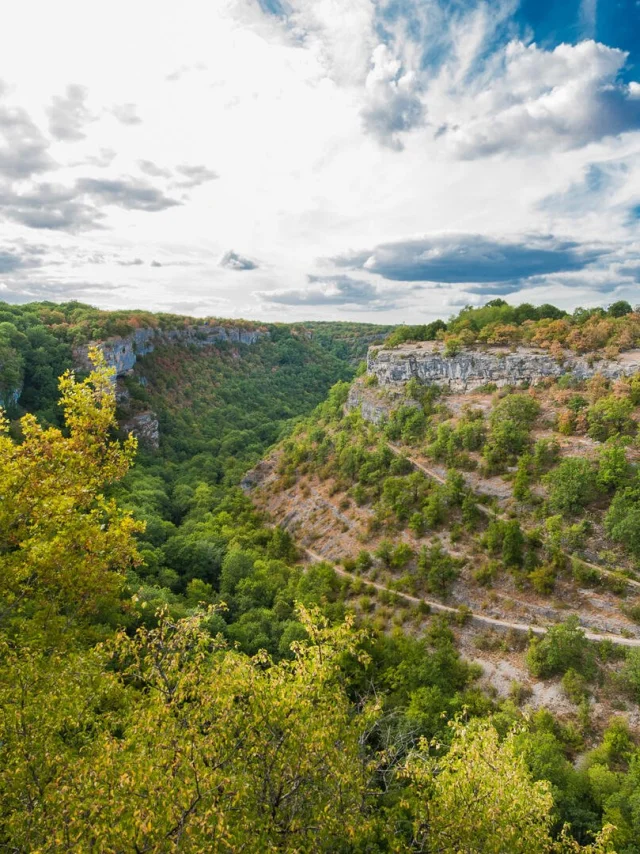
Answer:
(302, 547, 640, 647)
(387, 442, 640, 593)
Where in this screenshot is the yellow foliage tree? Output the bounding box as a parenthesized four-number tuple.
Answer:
(0, 349, 143, 632)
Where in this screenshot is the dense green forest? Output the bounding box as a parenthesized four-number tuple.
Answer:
(2, 299, 640, 851)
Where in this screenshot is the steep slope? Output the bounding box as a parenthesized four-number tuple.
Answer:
(245, 335, 640, 728)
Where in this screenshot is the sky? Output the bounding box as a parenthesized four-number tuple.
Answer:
(1, 0, 640, 323)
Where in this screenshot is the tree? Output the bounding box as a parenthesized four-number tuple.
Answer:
(526, 617, 595, 679)
(596, 441, 631, 491)
(513, 453, 533, 501)
(0, 608, 381, 852)
(544, 458, 598, 514)
(484, 394, 540, 468)
(0, 349, 142, 629)
(607, 300, 632, 318)
(502, 519, 525, 567)
(587, 395, 635, 442)
(401, 720, 556, 853)
(419, 542, 460, 597)
(605, 484, 640, 556)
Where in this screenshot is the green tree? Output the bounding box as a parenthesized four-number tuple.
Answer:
(544, 458, 598, 514)
(527, 617, 595, 679)
(401, 720, 557, 853)
(502, 519, 525, 567)
(587, 395, 635, 442)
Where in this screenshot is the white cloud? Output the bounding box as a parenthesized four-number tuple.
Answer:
(436, 40, 640, 158)
(0, 0, 637, 322)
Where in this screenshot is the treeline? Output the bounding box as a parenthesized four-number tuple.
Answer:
(384, 299, 640, 355)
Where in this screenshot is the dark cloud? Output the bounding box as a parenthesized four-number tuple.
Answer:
(257, 274, 420, 310)
(0, 248, 42, 274)
(0, 175, 180, 232)
(151, 260, 162, 267)
(0, 104, 53, 179)
(0, 182, 103, 230)
(332, 234, 605, 283)
(47, 84, 93, 141)
(76, 177, 180, 212)
(219, 250, 258, 271)
(111, 103, 142, 125)
(175, 163, 219, 188)
(118, 257, 144, 267)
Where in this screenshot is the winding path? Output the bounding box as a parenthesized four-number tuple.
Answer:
(387, 442, 640, 593)
(302, 546, 640, 648)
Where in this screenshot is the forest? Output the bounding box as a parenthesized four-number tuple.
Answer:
(2, 299, 640, 851)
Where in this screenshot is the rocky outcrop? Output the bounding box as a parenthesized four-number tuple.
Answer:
(345, 380, 418, 424)
(122, 410, 160, 450)
(73, 323, 268, 378)
(368, 342, 640, 391)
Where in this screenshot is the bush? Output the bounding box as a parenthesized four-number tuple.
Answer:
(543, 458, 598, 513)
(561, 668, 588, 703)
(526, 617, 595, 679)
(529, 563, 556, 595)
(622, 648, 640, 701)
(502, 520, 525, 568)
(605, 483, 640, 556)
(587, 394, 635, 442)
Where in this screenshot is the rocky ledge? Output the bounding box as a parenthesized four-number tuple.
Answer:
(368, 342, 640, 391)
(74, 323, 268, 378)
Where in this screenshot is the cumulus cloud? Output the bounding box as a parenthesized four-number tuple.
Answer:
(47, 84, 93, 141)
(76, 177, 180, 212)
(0, 247, 42, 273)
(138, 159, 172, 178)
(174, 163, 219, 188)
(111, 102, 142, 125)
(219, 250, 258, 271)
(438, 40, 640, 158)
(361, 43, 424, 150)
(332, 233, 606, 283)
(257, 274, 421, 310)
(0, 103, 53, 179)
(0, 176, 180, 231)
(0, 182, 103, 230)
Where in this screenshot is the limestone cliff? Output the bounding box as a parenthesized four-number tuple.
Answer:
(368, 342, 640, 391)
(121, 410, 160, 450)
(73, 323, 268, 378)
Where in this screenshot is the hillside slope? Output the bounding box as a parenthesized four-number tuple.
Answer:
(245, 331, 640, 731)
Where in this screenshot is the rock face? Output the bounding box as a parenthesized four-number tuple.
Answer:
(122, 410, 160, 450)
(73, 323, 268, 378)
(345, 381, 418, 424)
(368, 342, 640, 391)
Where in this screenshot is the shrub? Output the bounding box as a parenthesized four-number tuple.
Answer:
(526, 617, 595, 679)
(561, 668, 588, 703)
(587, 394, 635, 441)
(502, 520, 525, 568)
(543, 458, 598, 513)
(605, 483, 640, 556)
(529, 563, 556, 595)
